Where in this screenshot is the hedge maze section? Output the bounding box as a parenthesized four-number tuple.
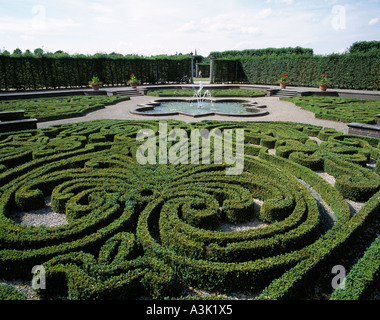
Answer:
(281, 96, 380, 125)
(0, 95, 130, 122)
(0, 119, 379, 300)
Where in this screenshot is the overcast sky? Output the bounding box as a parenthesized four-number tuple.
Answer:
(0, 0, 379, 56)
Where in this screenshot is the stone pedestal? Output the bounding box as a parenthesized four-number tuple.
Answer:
(348, 122, 380, 138)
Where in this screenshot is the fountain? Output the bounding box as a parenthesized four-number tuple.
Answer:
(190, 81, 213, 109)
(131, 81, 269, 118)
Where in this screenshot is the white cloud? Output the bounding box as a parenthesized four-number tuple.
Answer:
(179, 10, 268, 37)
(0, 15, 81, 36)
(266, 0, 294, 4)
(1, 0, 379, 56)
(254, 8, 273, 19)
(89, 3, 114, 14)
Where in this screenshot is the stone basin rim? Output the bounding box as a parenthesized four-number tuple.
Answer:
(130, 98, 269, 118)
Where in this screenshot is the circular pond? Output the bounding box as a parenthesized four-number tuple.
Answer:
(130, 98, 269, 118)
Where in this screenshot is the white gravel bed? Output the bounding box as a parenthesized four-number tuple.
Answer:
(345, 199, 366, 215)
(315, 170, 336, 186)
(216, 199, 268, 232)
(9, 196, 68, 227)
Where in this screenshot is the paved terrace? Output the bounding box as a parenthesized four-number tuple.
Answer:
(1, 83, 380, 135)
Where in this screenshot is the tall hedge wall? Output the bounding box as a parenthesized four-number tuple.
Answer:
(0, 56, 192, 91)
(213, 51, 380, 90)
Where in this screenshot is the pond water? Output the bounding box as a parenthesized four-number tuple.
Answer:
(142, 101, 258, 115)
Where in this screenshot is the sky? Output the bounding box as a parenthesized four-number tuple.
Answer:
(0, 0, 379, 57)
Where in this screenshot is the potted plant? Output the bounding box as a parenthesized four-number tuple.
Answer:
(278, 73, 289, 89)
(317, 73, 331, 91)
(127, 73, 141, 88)
(88, 76, 102, 90)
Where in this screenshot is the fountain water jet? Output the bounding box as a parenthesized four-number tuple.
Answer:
(190, 81, 213, 109)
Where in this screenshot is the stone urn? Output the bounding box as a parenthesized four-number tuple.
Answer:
(319, 84, 328, 91)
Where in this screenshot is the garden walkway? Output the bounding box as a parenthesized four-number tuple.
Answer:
(2, 83, 379, 134)
(36, 94, 350, 134)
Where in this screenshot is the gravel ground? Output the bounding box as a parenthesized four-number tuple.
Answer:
(9, 196, 68, 227)
(37, 95, 349, 134)
(3, 93, 377, 299)
(216, 199, 267, 232)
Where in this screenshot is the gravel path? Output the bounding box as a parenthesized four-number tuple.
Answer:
(9, 197, 68, 227)
(4, 92, 372, 300)
(37, 95, 349, 134)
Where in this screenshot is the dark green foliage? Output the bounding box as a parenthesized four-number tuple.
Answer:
(330, 236, 380, 300)
(147, 88, 267, 97)
(349, 41, 380, 54)
(281, 96, 380, 124)
(210, 47, 314, 58)
(212, 51, 380, 90)
(0, 284, 28, 300)
(0, 119, 379, 300)
(0, 95, 130, 121)
(0, 56, 192, 91)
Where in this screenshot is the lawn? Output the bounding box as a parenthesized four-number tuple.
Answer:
(281, 96, 380, 124)
(0, 95, 130, 121)
(147, 88, 267, 98)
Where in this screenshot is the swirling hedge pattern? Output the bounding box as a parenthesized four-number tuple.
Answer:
(0, 119, 379, 300)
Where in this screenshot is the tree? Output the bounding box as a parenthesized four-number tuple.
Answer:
(0, 49, 10, 56)
(23, 49, 33, 57)
(349, 41, 380, 53)
(12, 48, 23, 56)
(34, 48, 44, 57)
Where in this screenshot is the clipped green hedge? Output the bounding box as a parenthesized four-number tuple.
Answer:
(0, 95, 130, 121)
(281, 96, 380, 124)
(0, 284, 28, 300)
(147, 88, 267, 98)
(213, 51, 380, 90)
(0, 56, 192, 91)
(330, 236, 380, 300)
(0, 119, 379, 300)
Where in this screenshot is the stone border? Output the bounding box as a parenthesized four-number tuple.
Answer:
(347, 114, 380, 138)
(1, 84, 379, 101)
(130, 98, 269, 118)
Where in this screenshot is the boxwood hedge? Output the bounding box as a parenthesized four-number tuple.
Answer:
(0, 119, 379, 300)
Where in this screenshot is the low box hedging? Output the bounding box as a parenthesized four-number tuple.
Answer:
(0, 95, 130, 121)
(0, 284, 28, 300)
(330, 236, 380, 300)
(257, 189, 380, 300)
(0, 119, 379, 300)
(281, 96, 380, 124)
(288, 152, 324, 171)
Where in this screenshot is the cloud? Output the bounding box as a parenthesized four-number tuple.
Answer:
(179, 9, 270, 37)
(0, 16, 81, 36)
(254, 8, 273, 19)
(266, 0, 294, 4)
(1, 0, 379, 56)
(89, 3, 114, 14)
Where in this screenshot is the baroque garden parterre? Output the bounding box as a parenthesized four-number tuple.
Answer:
(0, 117, 379, 300)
